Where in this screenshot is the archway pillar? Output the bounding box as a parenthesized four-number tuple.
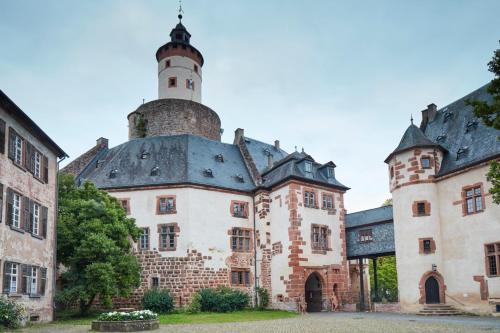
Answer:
(418, 270, 446, 304)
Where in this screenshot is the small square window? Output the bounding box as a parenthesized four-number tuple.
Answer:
(168, 77, 177, 88)
(423, 239, 431, 252)
(165, 60, 170, 68)
(421, 157, 431, 169)
(152, 277, 159, 288)
(496, 304, 500, 312)
(417, 202, 426, 216)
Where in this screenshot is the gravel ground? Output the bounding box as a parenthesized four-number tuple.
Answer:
(16, 312, 500, 333)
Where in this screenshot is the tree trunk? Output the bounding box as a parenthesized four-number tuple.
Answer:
(79, 295, 96, 316)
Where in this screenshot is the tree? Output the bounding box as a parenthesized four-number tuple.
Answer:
(56, 173, 142, 315)
(466, 41, 500, 204)
(368, 256, 398, 303)
(381, 198, 393, 206)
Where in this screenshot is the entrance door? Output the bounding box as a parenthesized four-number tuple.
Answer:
(305, 273, 322, 312)
(425, 276, 440, 304)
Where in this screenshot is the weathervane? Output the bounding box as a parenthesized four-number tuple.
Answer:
(178, 0, 184, 21)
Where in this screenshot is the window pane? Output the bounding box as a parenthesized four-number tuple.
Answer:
(475, 197, 483, 211)
(466, 198, 474, 214)
(466, 190, 473, 198)
(474, 187, 482, 196)
(488, 255, 498, 275)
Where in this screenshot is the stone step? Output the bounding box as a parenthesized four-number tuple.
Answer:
(417, 304, 463, 316)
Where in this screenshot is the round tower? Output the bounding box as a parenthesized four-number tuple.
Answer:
(156, 13, 203, 103)
(385, 121, 447, 311)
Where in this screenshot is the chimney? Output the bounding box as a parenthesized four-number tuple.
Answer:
(420, 103, 438, 131)
(233, 128, 244, 145)
(267, 154, 274, 169)
(274, 140, 280, 151)
(96, 137, 109, 149)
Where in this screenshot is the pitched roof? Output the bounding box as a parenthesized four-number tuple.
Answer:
(384, 123, 444, 163)
(241, 137, 288, 173)
(423, 83, 500, 176)
(345, 205, 393, 229)
(81, 134, 255, 192)
(0, 90, 67, 158)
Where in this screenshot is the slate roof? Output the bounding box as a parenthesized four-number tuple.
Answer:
(345, 205, 393, 229)
(385, 124, 444, 163)
(242, 137, 288, 173)
(260, 151, 349, 190)
(423, 84, 500, 177)
(81, 134, 255, 192)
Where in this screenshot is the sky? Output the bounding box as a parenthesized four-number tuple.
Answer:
(1, 0, 499, 212)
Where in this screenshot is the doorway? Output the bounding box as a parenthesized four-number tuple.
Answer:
(305, 273, 323, 312)
(425, 276, 440, 304)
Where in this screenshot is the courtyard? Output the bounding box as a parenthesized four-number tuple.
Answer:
(19, 312, 500, 333)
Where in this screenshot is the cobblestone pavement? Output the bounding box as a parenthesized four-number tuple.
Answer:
(17, 312, 500, 333)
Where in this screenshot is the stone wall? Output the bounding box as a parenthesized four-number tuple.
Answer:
(127, 99, 221, 142)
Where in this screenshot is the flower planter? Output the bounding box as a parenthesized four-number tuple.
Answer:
(91, 319, 159, 332)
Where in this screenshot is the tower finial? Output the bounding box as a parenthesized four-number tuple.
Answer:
(410, 114, 414, 125)
(178, 0, 184, 21)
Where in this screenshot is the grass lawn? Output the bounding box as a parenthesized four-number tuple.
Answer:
(53, 309, 297, 326)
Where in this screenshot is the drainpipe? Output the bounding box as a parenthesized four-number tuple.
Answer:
(52, 155, 66, 320)
(253, 195, 258, 307)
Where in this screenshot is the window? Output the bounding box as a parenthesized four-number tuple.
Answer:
(32, 202, 41, 235)
(413, 201, 430, 217)
(139, 228, 149, 250)
(231, 270, 250, 286)
(304, 191, 316, 208)
(12, 192, 21, 229)
(24, 266, 38, 295)
(485, 242, 500, 277)
(359, 229, 373, 243)
(421, 156, 431, 169)
(417, 202, 426, 216)
(304, 161, 312, 173)
(322, 194, 334, 209)
(157, 196, 176, 214)
(158, 224, 178, 251)
(311, 225, 328, 250)
(109, 169, 118, 179)
(150, 166, 160, 176)
(33, 151, 41, 178)
(327, 167, 334, 178)
(232, 201, 248, 218)
(14, 135, 23, 165)
(151, 277, 159, 288)
(423, 239, 431, 253)
(119, 199, 130, 215)
(464, 186, 483, 215)
(168, 77, 177, 88)
(4, 262, 18, 294)
(390, 166, 394, 179)
(231, 228, 251, 252)
(194, 64, 198, 73)
(186, 79, 194, 90)
(165, 60, 170, 68)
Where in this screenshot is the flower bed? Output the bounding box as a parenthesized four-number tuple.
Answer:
(92, 310, 159, 332)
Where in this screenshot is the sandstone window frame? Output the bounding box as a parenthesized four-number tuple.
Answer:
(419, 237, 436, 255)
(485, 242, 500, 278)
(230, 227, 251, 252)
(322, 193, 334, 210)
(412, 200, 431, 217)
(156, 195, 176, 215)
(231, 200, 248, 218)
(311, 224, 331, 254)
(168, 76, 177, 88)
(462, 184, 485, 216)
(420, 156, 431, 169)
(358, 229, 373, 243)
(139, 227, 150, 251)
(231, 269, 250, 287)
(304, 190, 318, 208)
(158, 223, 179, 251)
(118, 198, 131, 215)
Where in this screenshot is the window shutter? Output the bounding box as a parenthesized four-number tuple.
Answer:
(21, 265, 29, 294)
(40, 268, 47, 295)
(6, 188, 13, 226)
(42, 206, 48, 238)
(22, 196, 30, 232)
(24, 141, 32, 172)
(7, 128, 15, 161)
(43, 155, 49, 183)
(0, 118, 5, 154)
(3, 262, 11, 293)
(0, 183, 3, 223)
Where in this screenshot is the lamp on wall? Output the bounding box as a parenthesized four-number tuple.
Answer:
(432, 264, 437, 272)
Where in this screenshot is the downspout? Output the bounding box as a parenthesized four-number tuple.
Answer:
(253, 195, 258, 307)
(52, 155, 66, 320)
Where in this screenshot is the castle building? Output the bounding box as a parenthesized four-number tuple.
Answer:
(0, 90, 67, 322)
(63, 14, 359, 312)
(385, 85, 500, 315)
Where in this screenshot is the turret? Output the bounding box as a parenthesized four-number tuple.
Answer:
(156, 13, 203, 102)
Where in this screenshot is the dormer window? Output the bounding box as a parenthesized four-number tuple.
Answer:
(436, 134, 446, 142)
(140, 151, 150, 159)
(443, 111, 453, 122)
(305, 161, 312, 173)
(263, 148, 271, 156)
(421, 156, 431, 169)
(235, 174, 244, 183)
(175, 33, 182, 40)
(151, 166, 160, 176)
(327, 167, 334, 178)
(203, 168, 214, 177)
(466, 120, 478, 132)
(456, 147, 469, 160)
(109, 169, 118, 179)
(215, 154, 224, 162)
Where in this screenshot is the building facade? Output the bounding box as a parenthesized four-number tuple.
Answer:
(385, 86, 500, 315)
(0, 90, 67, 322)
(63, 15, 357, 312)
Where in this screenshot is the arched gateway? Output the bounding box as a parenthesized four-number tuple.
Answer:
(305, 273, 323, 312)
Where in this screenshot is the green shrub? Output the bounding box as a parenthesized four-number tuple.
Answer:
(0, 296, 26, 329)
(198, 287, 249, 312)
(256, 287, 269, 309)
(185, 292, 201, 314)
(142, 289, 174, 314)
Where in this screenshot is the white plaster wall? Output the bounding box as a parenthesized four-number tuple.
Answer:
(110, 187, 253, 271)
(0, 107, 58, 322)
(158, 56, 202, 102)
(437, 165, 500, 312)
